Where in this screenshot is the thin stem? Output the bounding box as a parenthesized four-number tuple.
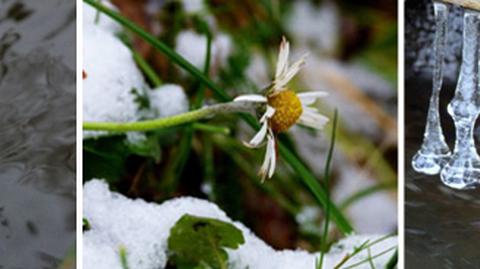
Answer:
(193, 123, 230, 135)
(83, 102, 252, 132)
(318, 110, 338, 268)
(119, 246, 130, 269)
(334, 234, 394, 269)
(342, 246, 396, 269)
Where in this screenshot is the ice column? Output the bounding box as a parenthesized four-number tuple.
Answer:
(440, 10, 480, 189)
(412, 2, 451, 175)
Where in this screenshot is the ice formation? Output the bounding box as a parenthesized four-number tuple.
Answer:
(405, 1, 463, 82)
(440, 10, 480, 189)
(84, 179, 397, 269)
(411, 2, 451, 175)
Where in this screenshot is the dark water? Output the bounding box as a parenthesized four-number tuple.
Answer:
(405, 78, 480, 268)
(0, 1, 75, 268)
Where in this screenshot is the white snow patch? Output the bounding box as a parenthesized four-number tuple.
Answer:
(148, 84, 189, 118)
(245, 52, 271, 88)
(182, 0, 205, 14)
(83, 2, 148, 138)
(287, 1, 340, 54)
(175, 30, 232, 71)
(83, 2, 190, 139)
(84, 1, 122, 34)
(84, 179, 397, 269)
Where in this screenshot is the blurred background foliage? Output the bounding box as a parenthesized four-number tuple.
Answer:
(84, 0, 397, 253)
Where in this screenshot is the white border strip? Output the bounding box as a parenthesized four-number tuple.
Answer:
(398, 0, 405, 268)
(76, 0, 83, 268)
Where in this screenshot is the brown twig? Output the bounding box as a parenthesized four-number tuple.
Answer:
(438, 0, 480, 11)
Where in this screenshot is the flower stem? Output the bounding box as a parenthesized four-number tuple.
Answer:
(83, 102, 252, 132)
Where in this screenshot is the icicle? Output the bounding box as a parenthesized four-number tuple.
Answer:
(412, 2, 451, 175)
(440, 10, 480, 189)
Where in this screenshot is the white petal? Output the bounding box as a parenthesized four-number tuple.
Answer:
(233, 94, 267, 103)
(298, 109, 329, 130)
(246, 121, 268, 148)
(273, 53, 307, 90)
(259, 133, 276, 181)
(275, 36, 290, 80)
(260, 105, 276, 122)
(267, 133, 276, 178)
(298, 91, 329, 105)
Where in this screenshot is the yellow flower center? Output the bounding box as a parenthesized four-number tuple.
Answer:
(267, 89, 303, 133)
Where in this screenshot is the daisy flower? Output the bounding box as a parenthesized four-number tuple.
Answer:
(234, 37, 329, 181)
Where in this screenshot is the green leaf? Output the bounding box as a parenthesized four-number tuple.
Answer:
(83, 218, 91, 231)
(125, 134, 162, 162)
(83, 136, 130, 183)
(168, 214, 245, 269)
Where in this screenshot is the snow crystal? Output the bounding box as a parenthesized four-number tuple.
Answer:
(175, 30, 232, 71)
(84, 179, 397, 269)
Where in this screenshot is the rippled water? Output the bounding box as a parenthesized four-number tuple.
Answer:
(0, 1, 75, 268)
(406, 78, 480, 268)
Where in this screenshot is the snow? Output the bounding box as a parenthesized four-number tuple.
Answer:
(175, 30, 232, 72)
(83, 2, 190, 139)
(83, 1, 121, 33)
(84, 179, 397, 269)
(245, 52, 271, 88)
(287, 1, 340, 54)
(182, 0, 205, 14)
(148, 84, 189, 118)
(83, 3, 148, 135)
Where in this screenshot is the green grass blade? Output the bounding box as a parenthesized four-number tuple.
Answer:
(318, 110, 338, 268)
(132, 50, 162, 87)
(278, 143, 353, 233)
(339, 182, 396, 210)
(385, 249, 398, 269)
(84, 0, 353, 235)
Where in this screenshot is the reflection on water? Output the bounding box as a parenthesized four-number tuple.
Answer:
(406, 78, 480, 268)
(0, 0, 75, 268)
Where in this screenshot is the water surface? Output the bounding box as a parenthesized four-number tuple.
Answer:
(0, 0, 75, 268)
(406, 78, 480, 269)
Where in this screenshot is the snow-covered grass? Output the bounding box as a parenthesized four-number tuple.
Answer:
(84, 179, 397, 269)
